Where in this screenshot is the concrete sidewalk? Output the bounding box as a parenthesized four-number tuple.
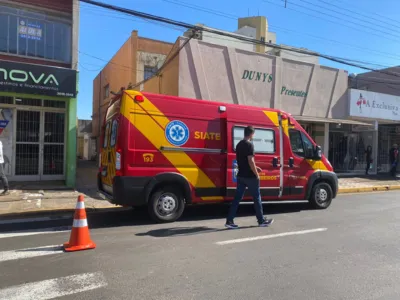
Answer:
(0, 160, 399, 217)
(338, 175, 400, 193)
(0, 160, 117, 216)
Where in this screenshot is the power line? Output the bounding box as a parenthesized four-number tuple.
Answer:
(130, 32, 195, 89)
(263, 0, 400, 44)
(295, 0, 400, 35)
(161, 0, 400, 64)
(78, 61, 103, 72)
(333, 0, 400, 27)
(80, 3, 186, 33)
(270, 0, 400, 41)
(79, 0, 400, 78)
(316, 0, 400, 30)
(162, 0, 238, 20)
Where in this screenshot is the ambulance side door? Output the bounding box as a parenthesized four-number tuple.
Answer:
(286, 128, 315, 199)
(228, 125, 281, 200)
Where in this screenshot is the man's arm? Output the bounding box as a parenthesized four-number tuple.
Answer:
(248, 155, 260, 178)
(246, 142, 260, 178)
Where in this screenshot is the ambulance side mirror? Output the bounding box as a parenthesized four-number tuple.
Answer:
(314, 145, 322, 160)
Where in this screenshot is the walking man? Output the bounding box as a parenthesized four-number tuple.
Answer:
(225, 126, 274, 229)
(0, 140, 9, 196)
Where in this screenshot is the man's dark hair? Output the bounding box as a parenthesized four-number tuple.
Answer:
(244, 126, 255, 137)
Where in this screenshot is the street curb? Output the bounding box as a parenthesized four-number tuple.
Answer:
(338, 185, 400, 194)
(2, 185, 400, 220)
(0, 206, 124, 221)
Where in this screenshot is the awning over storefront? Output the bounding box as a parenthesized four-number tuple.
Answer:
(293, 116, 374, 126)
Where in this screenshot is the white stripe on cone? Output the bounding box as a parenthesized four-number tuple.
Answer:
(72, 219, 88, 228)
(75, 202, 85, 209)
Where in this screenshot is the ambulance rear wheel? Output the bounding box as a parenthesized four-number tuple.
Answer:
(148, 186, 185, 223)
(309, 182, 333, 209)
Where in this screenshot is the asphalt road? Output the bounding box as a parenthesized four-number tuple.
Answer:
(1, 191, 400, 300)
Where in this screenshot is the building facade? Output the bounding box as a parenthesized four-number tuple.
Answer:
(184, 16, 316, 64)
(0, 0, 79, 187)
(347, 69, 400, 174)
(345, 88, 400, 174)
(142, 37, 370, 161)
(92, 30, 173, 151)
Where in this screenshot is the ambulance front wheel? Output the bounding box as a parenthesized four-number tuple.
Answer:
(309, 182, 333, 209)
(148, 186, 185, 223)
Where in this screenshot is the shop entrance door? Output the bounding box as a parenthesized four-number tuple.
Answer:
(42, 112, 65, 180)
(15, 110, 65, 180)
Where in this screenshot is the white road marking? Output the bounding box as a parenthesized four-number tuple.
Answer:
(0, 245, 64, 262)
(0, 227, 70, 239)
(0, 272, 107, 300)
(216, 228, 328, 245)
(0, 216, 71, 225)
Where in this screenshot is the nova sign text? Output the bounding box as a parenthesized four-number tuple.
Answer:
(0, 60, 76, 97)
(0, 70, 59, 86)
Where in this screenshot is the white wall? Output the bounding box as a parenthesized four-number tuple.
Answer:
(278, 48, 319, 65)
(178, 38, 348, 119)
(235, 26, 256, 38)
(200, 29, 255, 52)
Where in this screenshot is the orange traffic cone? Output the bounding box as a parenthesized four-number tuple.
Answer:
(64, 195, 96, 252)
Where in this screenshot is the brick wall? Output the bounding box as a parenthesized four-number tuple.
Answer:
(92, 31, 174, 138)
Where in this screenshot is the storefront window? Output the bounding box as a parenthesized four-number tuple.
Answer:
(329, 124, 374, 173)
(0, 4, 72, 63)
(378, 125, 400, 173)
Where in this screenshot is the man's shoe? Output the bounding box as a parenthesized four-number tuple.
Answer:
(0, 190, 10, 196)
(225, 221, 239, 229)
(259, 218, 274, 227)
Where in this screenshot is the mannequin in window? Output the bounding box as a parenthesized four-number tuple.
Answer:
(365, 145, 372, 175)
(389, 144, 399, 178)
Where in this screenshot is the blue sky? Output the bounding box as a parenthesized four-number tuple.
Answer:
(78, 0, 400, 119)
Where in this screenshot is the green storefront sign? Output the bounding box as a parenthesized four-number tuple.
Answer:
(281, 86, 307, 98)
(242, 70, 273, 83)
(241, 70, 308, 98)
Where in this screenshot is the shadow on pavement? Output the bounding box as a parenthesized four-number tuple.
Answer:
(136, 226, 224, 237)
(135, 224, 265, 238)
(0, 201, 312, 233)
(87, 201, 311, 232)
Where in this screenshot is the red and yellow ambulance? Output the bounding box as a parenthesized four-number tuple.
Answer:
(98, 90, 338, 223)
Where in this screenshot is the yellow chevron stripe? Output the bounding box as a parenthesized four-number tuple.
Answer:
(123, 91, 222, 201)
(307, 159, 328, 171)
(263, 111, 279, 127)
(263, 111, 290, 136)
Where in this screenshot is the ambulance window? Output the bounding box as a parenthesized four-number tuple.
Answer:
(289, 129, 304, 157)
(289, 129, 314, 158)
(252, 129, 275, 153)
(301, 132, 314, 158)
(103, 122, 110, 148)
(233, 126, 275, 154)
(110, 119, 118, 147)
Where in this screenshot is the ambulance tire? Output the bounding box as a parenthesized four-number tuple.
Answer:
(309, 182, 333, 209)
(148, 186, 185, 223)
